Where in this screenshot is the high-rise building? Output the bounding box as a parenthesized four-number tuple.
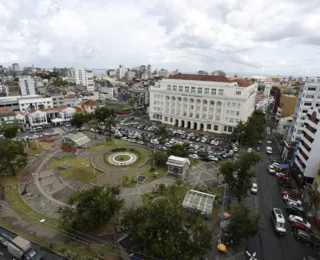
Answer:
(147, 64, 152, 77)
(294, 107, 320, 181)
(117, 65, 126, 79)
(19, 76, 35, 96)
(75, 68, 94, 92)
(12, 63, 20, 72)
(158, 69, 169, 78)
(149, 74, 257, 134)
(291, 78, 320, 141)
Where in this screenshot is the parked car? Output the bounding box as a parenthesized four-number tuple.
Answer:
(288, 215, 310, 228)
(247, 148, 253, 153)
(208, 155, 219, 162)
(283, 195, 302, 205)
(292, 222, 313, 234)
(189, 154, 199, 160)
(251, 183, 258, 194)
(271, 208, 286, 235)
(286, 204, 305, 217)
(294, 229, 320, 247)
(267, 165, 276, 174)
(281, 190, 301, 199)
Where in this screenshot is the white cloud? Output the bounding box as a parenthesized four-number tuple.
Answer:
(1, 0, 320, 75)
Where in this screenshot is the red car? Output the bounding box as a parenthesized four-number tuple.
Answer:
(215, 147, 224, 151)
(278, 175, 290, 182)
(281, 190, 300, 199)
(292, 222, 313, 234)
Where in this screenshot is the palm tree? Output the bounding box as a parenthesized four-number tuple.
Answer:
(156, 124, 169, 144)
(128, 98, 136, 114)
(104, 116, 117, 140)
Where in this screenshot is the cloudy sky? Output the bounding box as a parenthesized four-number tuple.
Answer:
(1, 0, 320, 76)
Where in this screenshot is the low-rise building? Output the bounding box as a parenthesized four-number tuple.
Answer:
(82, 100, 98, 114)
(27, 110, 48, 127)
(0, 108, 19, 127)
(277, 116, 293, 136)
(104, 100, 131, 115)
(166, 155, 190, 178)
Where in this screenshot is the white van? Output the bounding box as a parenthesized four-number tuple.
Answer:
(266, 146, 273, 154)
(271, 208, 286, 234)
(30, 126, 43, 133)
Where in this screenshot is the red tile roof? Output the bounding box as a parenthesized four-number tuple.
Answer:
(168, 73, 231, 83)
(82, 99, 98, 107)
(72, 106, 84, 114)
(231, 78, 252, 87)
(0, 108, 14, 114)
(40, 106, 68, 112)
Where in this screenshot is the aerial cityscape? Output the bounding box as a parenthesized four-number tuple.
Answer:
(0, 1, 320, 260)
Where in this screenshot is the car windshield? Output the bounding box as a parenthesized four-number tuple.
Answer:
(277, 223, 285, 229)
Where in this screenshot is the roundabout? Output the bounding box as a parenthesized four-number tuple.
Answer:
(108, 152, 138, 166)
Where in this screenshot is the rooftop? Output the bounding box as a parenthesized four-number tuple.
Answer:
(82, 99, 98, 107)
(167, 155, 190, 167)
(182, 189, 216, 215)
(64, 132, 91, 147)
(0, 108, 14, 115)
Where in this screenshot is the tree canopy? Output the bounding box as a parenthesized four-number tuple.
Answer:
(122, 201, 212, 260)
(0, 125, 20, 139)
(225, 203, 262, 241)
(220, 151, 261, 200)
(94, 107, 111, 122)
(59, 185, 124, 233)
(0, 140, 27, 176)
(155, 124, 169, 144)
(167, 144, 189, 157)
(151, 150, 168, 166)
(70, 114, 86, 129)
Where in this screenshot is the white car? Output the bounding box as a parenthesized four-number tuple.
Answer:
(267, 165, 276, 174)
(233, 147, 238, 152)
(208, 155, 219, 162)
(165, 143, 172, 148)
(121, 137, 128, 141)
(247, 148, 253, 153)
(251, 183, 258, 194)
(288, 215, 311, 229)
(210, 140, 216, 145)
(272, 162, 280, 168)
(213, 140, 220, 146)
(189, 154, 199, 160)
(266, 146, 273, 154)
(283, 195, 302, 205)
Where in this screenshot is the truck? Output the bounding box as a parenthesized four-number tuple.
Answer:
(7, 236, 44, 260)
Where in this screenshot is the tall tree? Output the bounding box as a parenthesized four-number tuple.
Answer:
(225, 203, 262, 241)
(220, 151, 261, 200)
(167, 144, 189, 157)
(70, 114, 86, 129)
(127, 98, 136, 113)
(59, 185, 124, 233)
(104, 116, 117, 140)
(0, 140, 27, 176)
(94, 107, 111, 122)
(0, 125, 20, 139)
(156, 124, 169, 144)
(122, 201, 211, 260)
(90, 119, 100, 139)
(151, 150, 168, 166)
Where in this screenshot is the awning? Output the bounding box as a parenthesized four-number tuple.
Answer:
(279, 164, 289, 169)
(51, 118, 65, 123)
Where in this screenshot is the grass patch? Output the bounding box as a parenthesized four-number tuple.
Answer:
(48, 155, 100, 183)
(121, 166, 167, 187)
(88, 139, 129, 152)
(27, 141, 43, 156)
(141, 184, 191, 204)
(114, 154, 131, 162)
(105, 147, 148, 168)
(5, 189, 60, 229)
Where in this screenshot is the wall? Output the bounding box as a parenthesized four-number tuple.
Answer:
(280, 94, 297, 117)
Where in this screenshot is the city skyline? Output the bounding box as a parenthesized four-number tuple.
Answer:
(1, 0, 320, 76)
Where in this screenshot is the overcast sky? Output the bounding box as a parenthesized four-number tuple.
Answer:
(1, 0, 320, 76)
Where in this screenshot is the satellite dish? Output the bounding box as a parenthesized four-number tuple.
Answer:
(246, 251, 257, 260)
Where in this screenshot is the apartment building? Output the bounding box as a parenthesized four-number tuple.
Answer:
(149, 74, 257, 134)
(75, 68, 94, 92)
(276, 94, 297, 120)
(291, 78, 320, 141)
(19, 76, 35, 96)
(19, 96, 53, 112)
(294, 107, 320, 181)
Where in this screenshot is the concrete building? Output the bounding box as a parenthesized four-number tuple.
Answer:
(12, 63, 20, 72)
(75, 68, 95, 92)
(19, 76, 35, 96)
(125, 69, 136, 80)
(277, 116, 293, 136)
(0, 95, 53, 112)
(81, 99, 98, 114)
(0, 85, 9, 96)
(166, 155, 190, 178)
(149, 74, 257, 134)
(117, 65, 126, 79)
(292, 78, 320, 141)
(99, 87, 117, 99)
(294, 107, 320, 181)
(158, 69, 170, 78)
(107, 70, 116, 77)
(129, 87, 149, 108)
(276, 94, 297, 120)
(147, 64, 152, 77)
(27, 110, 48, 127)
(264, 82, 272, 98)
(0, 108, 19, 127)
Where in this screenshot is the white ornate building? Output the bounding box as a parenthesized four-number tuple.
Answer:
(149, 74, 257, 134)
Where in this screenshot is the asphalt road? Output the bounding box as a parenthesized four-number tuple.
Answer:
(0, 226, 67, 260)
(246, 141, 319, 260)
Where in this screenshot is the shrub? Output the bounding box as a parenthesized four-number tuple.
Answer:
(64, 250, 72, 257)
(150, 167, 156, 172)
(70, 252, 77, 259)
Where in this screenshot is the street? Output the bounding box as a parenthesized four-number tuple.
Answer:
(246, 140, 318, 260)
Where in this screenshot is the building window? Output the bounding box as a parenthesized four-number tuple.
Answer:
(237, 103, 240, 108)
(304, 102, 312, 106)
(167, 85, 171, 90)
(236, 111, 240, 116)
(203, 107, 207, 111)
(165, 117, 168, 121)
(173, 85, 177, 91)
(229, 118, 234, 122)
(198, 88, 202, 94)
(302, 110, 308, 113)
(207, 124, 211, 130)
(211, 89, 216, 95)
(204, 88, 209, 94)
(228, 126, 233, 132)
(191, 87, 196, 93)
(226, 110, 230, 115)
(308, 87, 316, 91)
(306, 95, 313, 98)
(224, 126, 228, 132)
(214, 125, 219, 131)
(170, 118, 173, 122)
(231, 110, 235, 115)
(219, 89, 224, 95)
(232, 102, 236, 108)
(179, 86, 183, 92)
(185, 86, 189, 92)
(236, 91, 241, 95)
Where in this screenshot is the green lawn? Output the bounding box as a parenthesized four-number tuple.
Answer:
(48, 155, 100, 183)
(27, 141, 43, 156)
(122, 166, 167, 187)
(5, 189, 60, 229)
(88, 139, 130, 152)
(141, 184, 192, 204)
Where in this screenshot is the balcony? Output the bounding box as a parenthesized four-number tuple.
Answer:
(302, 131, 314, 143)
(298, 148, 309, 162)
(295, 156, 306, 171)
(300, 140, 311, 153)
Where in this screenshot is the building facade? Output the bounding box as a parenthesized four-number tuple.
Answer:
(27, 111, 48, 127)
(276, 94, 297, 120)
(292, 79, 320, 140)
(0, 108, 19, 127)
(149, 74, 257, 134)
(19, 96, 53, 112)
(75, 69, 94, 92)
(19, 76, 35, 96)
(158, 69, 170, 78)
(294, 107, 320, 180)
(12, 63, 20, 72)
